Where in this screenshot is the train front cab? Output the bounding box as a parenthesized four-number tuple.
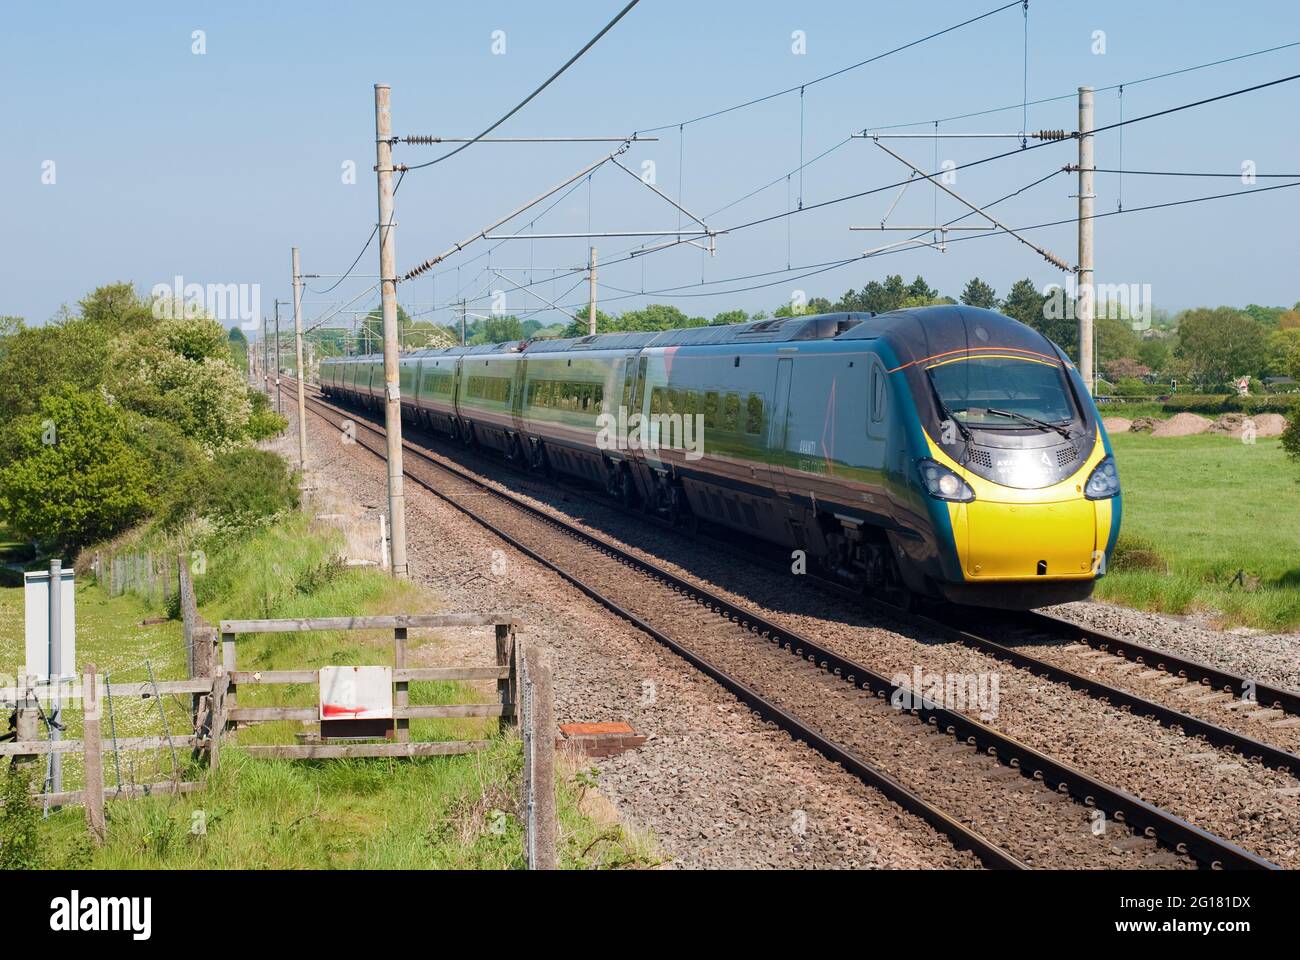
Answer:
(860, 314, 1123, 610)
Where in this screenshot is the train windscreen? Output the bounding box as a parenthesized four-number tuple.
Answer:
(927, 356, 1076, 428)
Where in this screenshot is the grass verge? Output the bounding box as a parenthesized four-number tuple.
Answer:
(1097, 432, 1300, 631)
(3, 510, 659, 869)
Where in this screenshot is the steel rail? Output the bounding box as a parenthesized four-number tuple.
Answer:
(298, 385, 1276, 871)
(1021, 610, 1300, 716)
(914, 609, 1300, 778)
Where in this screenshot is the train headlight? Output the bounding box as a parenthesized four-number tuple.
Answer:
(917, 459, 975, 503)
(1084, 455, 1121, 500)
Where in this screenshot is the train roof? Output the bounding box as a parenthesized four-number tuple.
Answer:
(835, 304, 1066, 367)
(521, 312, 872, 354)
(324, 307, 1061, 367)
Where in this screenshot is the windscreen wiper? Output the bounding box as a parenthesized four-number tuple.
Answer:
(924, 369, 973, 445)
(982, 407, 1072, 439)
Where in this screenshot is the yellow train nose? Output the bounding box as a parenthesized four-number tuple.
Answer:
(955, 498, 1099, 580)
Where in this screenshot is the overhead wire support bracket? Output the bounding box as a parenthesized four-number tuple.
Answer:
(491, 270, 583, 323)
(853, 130, 1072, 141)
(402, 141, 635, 281)
(399, 134, 658, 144)
(863, 136, 1074, 272)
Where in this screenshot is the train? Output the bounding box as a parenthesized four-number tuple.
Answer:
(319, 304, 1121, 610)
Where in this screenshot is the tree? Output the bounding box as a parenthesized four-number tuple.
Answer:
(358, 305, 414, 354)
(78, 282, 154, 336)
(469, 315, 525, 345)
(906, 275, 939, 302)
(107, 314, 255, 454)
(959, 277, 998, 309)
(0, 319, 109, 420)
(1001, 278, 1048, 329)
(1174, 307, 1269, 389)
(1096, 315, 1141, 365)
(711, 309, 750, 326)
(835, 274, 911, 314)
(1264, 329, 1300, 378)
(1138, 337, 1171, 373)
(228, 327, 249, 374)
(0, 388, 153, 549)
(1283, 400, 1300, 465)
(1102, 358, 1151, 382)
(1242, 304, 1285, 327)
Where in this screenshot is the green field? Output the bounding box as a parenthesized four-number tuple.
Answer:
(1, 514, 656, 869)
(1098, 431, 1300, 631)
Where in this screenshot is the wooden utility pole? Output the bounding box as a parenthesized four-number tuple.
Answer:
(587, 246, 598, 336)
(291, 247, 308, 470)
(274, 299, 283, 413)
(1077, 86, 1095, 394)
(262, 315, 271, 395)
(374, 83, 408, 578)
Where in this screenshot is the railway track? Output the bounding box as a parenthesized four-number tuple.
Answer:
(348, 390, 1300, 780)
(297, 385, 1278, 871)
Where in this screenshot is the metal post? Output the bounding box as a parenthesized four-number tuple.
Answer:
(459, 299, 467, 346)
(587, 246, 598, 336)
(292, 248, 309, 470)
(374, 83, 408, 578)
(1077, 86, 1095, 394)
(274, 299, 283, 413)
(262, 315, 271, 395)
(48, 558, 62, 803)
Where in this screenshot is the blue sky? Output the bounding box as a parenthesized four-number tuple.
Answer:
(2, 0, 1298, 333)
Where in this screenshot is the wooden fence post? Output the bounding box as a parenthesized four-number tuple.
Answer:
(14, 679, 39, 771)
(221, 631, 236, 720)
(394, 626, 409, 743)
(208, 666, 228, 772)
(191, 625, 215, 762)
(178, 554, 196, 678)
(81, 664, 106, 844)
(495, 623, 515, 733)
(522, 645, 556, 870)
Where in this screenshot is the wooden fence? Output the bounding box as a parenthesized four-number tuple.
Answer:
(90, 548, 181, 605)
(4, 553, 555, 864)
(210, 614, 518, 762)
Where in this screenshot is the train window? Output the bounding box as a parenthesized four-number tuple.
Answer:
(871, 366, 886, 423)
(703, 391, 719, 429)
(684, 390, 698, 418)
(745, 394, 763, 435)
(667, 388, 682, 415)
(594, 384, 605, 413)
(723, 393, 740, 431)
(622, 367, 634, 410)
(650, 387, 663, 415)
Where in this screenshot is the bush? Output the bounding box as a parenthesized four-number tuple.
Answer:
(244, 390, 288, 441)
(0, 388, 153, 549)
(1283, 399, 1300, 463)
(123, 411, 205, 507)
(0, 766, 44, 870)
(1161, 393, 1294, 415)
(159, 447, 298, 531)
